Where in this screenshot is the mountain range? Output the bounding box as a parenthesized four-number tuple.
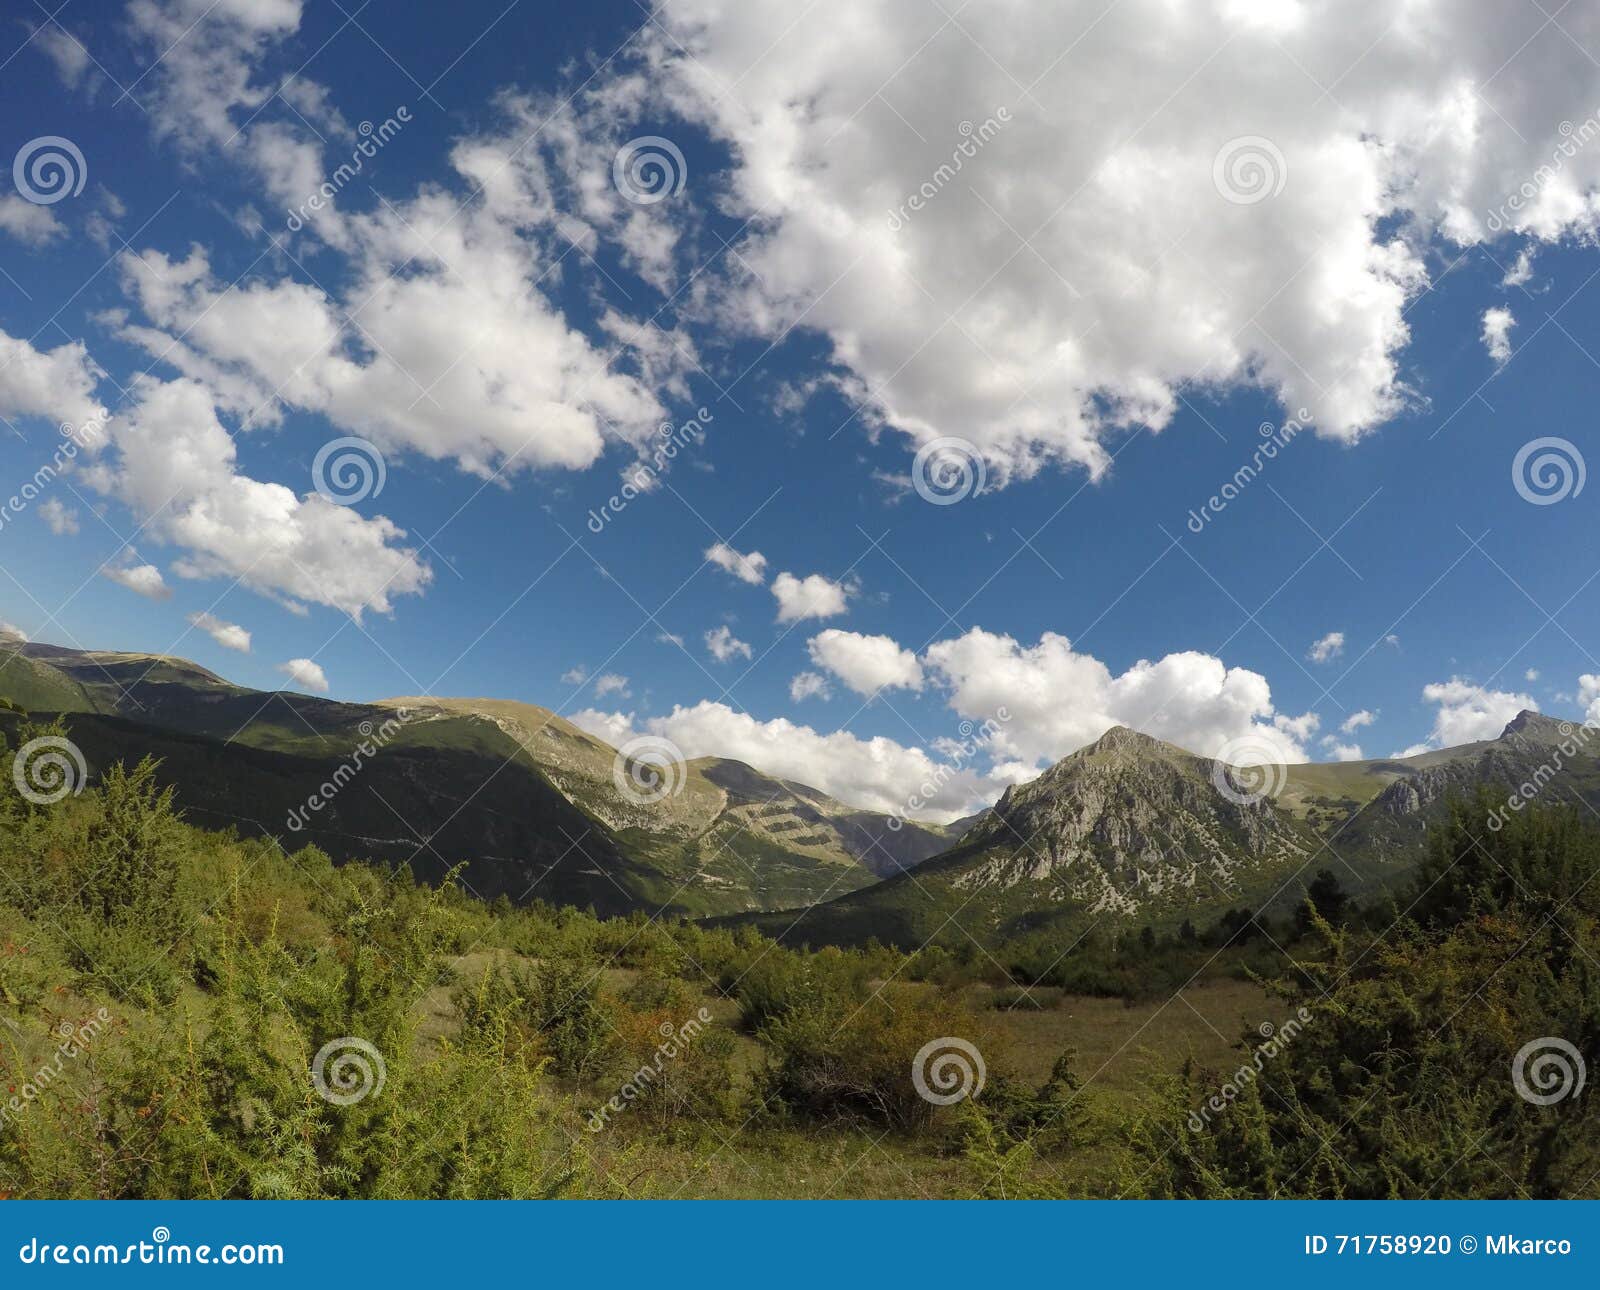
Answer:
(736, 711, 1600, 947)
(0, 637, 953, 916)
(2, 634, 1593, 946)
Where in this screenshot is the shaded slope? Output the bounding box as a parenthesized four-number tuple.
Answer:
(383, 695, 955, 911)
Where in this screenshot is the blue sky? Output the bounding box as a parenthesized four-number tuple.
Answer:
(3, 0, 1600, 818)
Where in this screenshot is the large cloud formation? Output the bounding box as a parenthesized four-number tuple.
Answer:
(629, 0, 1600, 478)
(11, 0, 676, 620)
(50, 0, 1600, 613)
(925, 628, 1313, 768)
(0, 323, 431, 620)
(84, 374, 432, 618)
(576, 698, 993, 820)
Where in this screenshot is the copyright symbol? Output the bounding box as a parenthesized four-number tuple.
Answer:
(1459, 1235, 1477, 1254)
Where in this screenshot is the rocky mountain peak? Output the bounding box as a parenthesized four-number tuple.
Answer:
(1498, 709, 1577, 744)
(1085, 724, 1156, 754)
(963, 720, 1312, 916)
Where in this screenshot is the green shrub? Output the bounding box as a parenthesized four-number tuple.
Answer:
(760, 981, 999, 1132)
(735, 948, 866, 1031)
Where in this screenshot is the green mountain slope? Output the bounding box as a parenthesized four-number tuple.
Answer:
(0, 706, 662, 911)
(731, 725, 1323, 946)
(18, 636, 1586, 944)
(0, 639, 99, 714)
(382, 696, 955, 910)
(0, 641, 952, 916)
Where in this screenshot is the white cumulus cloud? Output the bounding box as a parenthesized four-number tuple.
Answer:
(81, 375, 431, 619)
(772, 571, 853, 623)
(187, 610, 251, 653)
(100, 556, 170, 600)
(508, 0, 1600, 493)
(1481, 306, 1515, 365)
(807, 629, 924, 695)
(573, 700, 988, 820)
(38, 498, 79, 535)
(114, 160, 667, 477)
(705, 625, 752, 663)
(0, 196, 66, 248)
(0, 330, 105, 430)
(1405, 678, 1536, 752)
(925, 628, 1316, 767)
(789, 671, 832, 702)
(278, 657, 328, 693)
(1579, 675, 1600, 725)
(705, 542, 768, 585)
(1308, 631, 1345, 663)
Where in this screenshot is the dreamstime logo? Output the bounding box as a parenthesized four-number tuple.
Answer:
(1209, 734, 1287, 806)
(1512, 436, 1585, 506)
(912, 437, 987, 505)
(13, 136, 87, 205)
(1187, 1006, 1313, 1132)
(311, 1036, 386, 1106)
(0, 1007, 112, 1131)
(312, 436, 386, 505)
(1211, 136, 1287, 205)
(912, 1036, 986, 1105)
(586, 1007, 714, 1133)
(12, 736, 87, 805)
(1488, 718, 1600, 831)
(612, 735, 688, 806)
(285, 709, 414, 833)
(0, 414, 109, 537)
(285, 106, 411, 231)
(1512, 1036, 1586, 1106)
(886, 109, 1013, 230)
(586, 408, 714, 533)
(17, 1227, 283, 1266)
(612, 136, 687, 205)
(1486, 113, 1600, 232)
(888, 709, 1010, 832)
(1184, 408, 1310, 533)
